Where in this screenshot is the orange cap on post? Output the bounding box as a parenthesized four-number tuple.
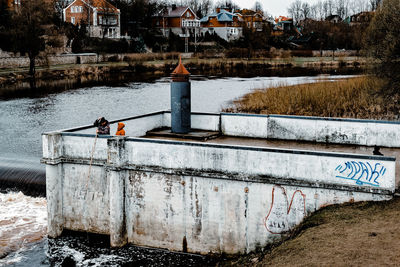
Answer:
(172, 56, 190, 82)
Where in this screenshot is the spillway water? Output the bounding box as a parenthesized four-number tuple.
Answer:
(0, 74, 355, 265)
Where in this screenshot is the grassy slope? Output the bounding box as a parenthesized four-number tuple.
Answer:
(221, 197, 400, 266)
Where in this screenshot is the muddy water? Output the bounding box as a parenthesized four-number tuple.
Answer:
(0, 74, 356, 265)
(0, 192, 47, 262)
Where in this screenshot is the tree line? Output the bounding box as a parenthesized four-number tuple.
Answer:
(288, 0, 382, 23)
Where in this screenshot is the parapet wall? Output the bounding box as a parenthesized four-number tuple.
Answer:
(42, 111, 398, 254)
(221, 113, 400, 147)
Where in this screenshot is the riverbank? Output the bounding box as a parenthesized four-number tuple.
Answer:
(220, 196, 400, 266)
(0, 55, 365, 94)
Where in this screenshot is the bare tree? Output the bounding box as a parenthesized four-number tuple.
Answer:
(54, 0, 71, 22)
(288, 0, 302, 23)
(369, 0, 381, 10)
(10, 0, 53, 76)
(215, 0, 238, 11)
(327, 0, 335, 15)
(335, 0, 346, 18)
(302, 2, 311, 19)
(199, 0, 212, 17)
(312, 1, 325, 20)
(254, 1, 263, 12)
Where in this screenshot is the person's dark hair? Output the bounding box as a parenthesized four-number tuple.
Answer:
(94, 117, 106, 127)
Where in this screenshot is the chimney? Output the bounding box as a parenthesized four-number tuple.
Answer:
(172, 4, 177, 10)
(170, 56, 191, 134)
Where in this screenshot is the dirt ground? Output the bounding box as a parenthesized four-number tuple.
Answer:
(220, 196, 400, 266)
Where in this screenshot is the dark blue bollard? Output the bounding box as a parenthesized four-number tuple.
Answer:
(171, 57, 191, 134)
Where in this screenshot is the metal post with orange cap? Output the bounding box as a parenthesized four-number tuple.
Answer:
(171, 56, 191, 134)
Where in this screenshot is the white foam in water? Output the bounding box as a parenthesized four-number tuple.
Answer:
(59, 245, 85, 263)
(81, 254, 125, 267)
(0, 191, 47, 264)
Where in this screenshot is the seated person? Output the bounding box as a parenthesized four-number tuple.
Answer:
(93, 117, 110, 135)
(115, 122, 126, 136)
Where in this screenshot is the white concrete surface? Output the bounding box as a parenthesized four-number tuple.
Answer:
(42, 111, 398, 254)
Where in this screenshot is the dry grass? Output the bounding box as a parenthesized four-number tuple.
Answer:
(224, 77, 400, 120)
(220, 197, 400, 266)
(123, 52, 180, 63)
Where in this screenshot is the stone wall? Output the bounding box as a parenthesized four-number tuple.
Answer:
(0, 53, 98, 69)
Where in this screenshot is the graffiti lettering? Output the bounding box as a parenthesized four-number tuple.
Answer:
(335, 161, 386, 187)
(264, 185, 306, 234)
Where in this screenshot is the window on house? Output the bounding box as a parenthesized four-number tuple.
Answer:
(71, 17, 75, 24)
(186, 12, 191, 18)
(109, 18, 117, 25)
(99, 16, 103, 24)
(79, 6, 83, 13)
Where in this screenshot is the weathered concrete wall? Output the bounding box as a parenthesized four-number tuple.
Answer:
(125, 171, 388, 254)
(0, 53, 98, 69)
(266, 115, 400, 147)
(220, 113, 400, 148)
(221, 113, 269, 138)
(125, 139, 395, 191)
(42, 111, 398, 254)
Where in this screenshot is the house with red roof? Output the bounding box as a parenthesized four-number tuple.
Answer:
(63, 0, 120, 38)
(153, 5, 199, 38)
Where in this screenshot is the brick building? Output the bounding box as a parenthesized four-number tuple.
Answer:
(63, 0, 120, 38)
(153, 5, 200, 38)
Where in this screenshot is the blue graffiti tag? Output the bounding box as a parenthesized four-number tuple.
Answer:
(335, 161, 386, 187)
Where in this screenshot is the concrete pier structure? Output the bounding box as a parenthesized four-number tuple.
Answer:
(42, 112, 399, 254)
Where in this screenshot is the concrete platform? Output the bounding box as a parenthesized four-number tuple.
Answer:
(146, 128, 220, 141)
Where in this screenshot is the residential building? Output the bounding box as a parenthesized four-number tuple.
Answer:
(6, 0, 20, 8)
(200, 8, 243, 41)
(325, 14, 342, 23)
(345, 11, 374, 26)
(240, 9, 264, 31)
(63, 0, 120, 38)
(153, 5, 200, 38)
(272, 16, 293, 36)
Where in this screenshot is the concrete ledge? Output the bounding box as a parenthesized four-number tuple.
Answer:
(41, 156, 394, 195)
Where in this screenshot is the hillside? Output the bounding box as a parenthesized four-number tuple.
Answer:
(221, 196, 400, 266)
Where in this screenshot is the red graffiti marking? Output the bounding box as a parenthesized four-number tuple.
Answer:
(264, 185, 306, 234)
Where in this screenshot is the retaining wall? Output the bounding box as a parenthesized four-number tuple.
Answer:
(0, 53, 98, 69)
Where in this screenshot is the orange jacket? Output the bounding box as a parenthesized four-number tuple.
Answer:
(115, 122, 125, 136)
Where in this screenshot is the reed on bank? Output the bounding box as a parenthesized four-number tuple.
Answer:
(224, 76, 399, 120)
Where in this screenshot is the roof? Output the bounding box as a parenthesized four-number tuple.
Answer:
(172, 56, 190, 81)
(90, 0, 119, 12)
(275, 16, 293, 23)
(156, 6, 196, 18)
(325, 14, 342, 21)
(65, 0, 119, 13)
(200, 9, 242, 23)
(167, 6, 189, 17)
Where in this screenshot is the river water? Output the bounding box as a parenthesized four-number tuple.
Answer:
(0, 74, 353, 266)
